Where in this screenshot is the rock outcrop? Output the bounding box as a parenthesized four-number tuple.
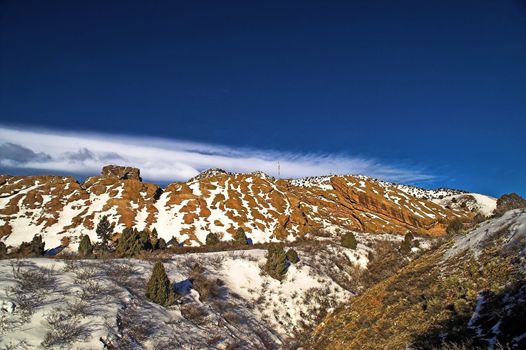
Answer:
(101, 165, 142, 181)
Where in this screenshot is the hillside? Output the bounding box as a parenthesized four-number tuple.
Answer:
(0, 232, 417, 349)
(309, 209, 526, 349)
(0, 165, 494, 251)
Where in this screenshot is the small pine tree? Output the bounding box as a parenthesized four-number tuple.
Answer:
(265, 245, 288, 280)
(286, 248, 299, 264)
(341, 232, 357, 249)
(167, 236, 179, 247)
(139, 230, 153, 251)
(399, 232, 414, 254)
(233, 227, 248, 245)
(157, 238, 167, 250)
(146, 261, 175, 306)
(78, 235, 93, 257)
(96, 216, 112, 250)
(0, 241, 7, 257)
(30, 235, 45, 256)
(151, 228, 159, 248)
(205, 232, 220, 246)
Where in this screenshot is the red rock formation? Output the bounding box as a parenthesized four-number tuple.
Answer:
(0, 167, 481, 248)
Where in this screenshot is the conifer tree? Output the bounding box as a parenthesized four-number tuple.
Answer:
(157, 238, 167, 250)
(0, 241, 7, 257)
(146, 261, 175, 306)
(117, 228, 152, 256)
(341, 232, 358, 249)
(205, 232, 220, 245)
(167, 236, 179, 247)
(78, 235, 93, 257)
(96, 216, 112, 250)
(30, 235, 45, 256)
(151, 228, 159, 248)
(233, 227, 248, 245)
(265, 245, 288, 280)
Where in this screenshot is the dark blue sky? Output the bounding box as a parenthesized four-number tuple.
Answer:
(0, 0, 525, 196)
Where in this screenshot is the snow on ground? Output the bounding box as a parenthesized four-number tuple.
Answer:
(1, 237, 397, 349)
(445, 209, 526, 260)
(433, 193, 497, 217)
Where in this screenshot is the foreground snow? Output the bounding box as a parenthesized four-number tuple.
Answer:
(445, 209, 526, 259)
(0, 237, 399, 349)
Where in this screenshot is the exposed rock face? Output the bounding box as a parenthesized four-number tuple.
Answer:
(0, 166, 487, 249)
(102, 165, 142, 181)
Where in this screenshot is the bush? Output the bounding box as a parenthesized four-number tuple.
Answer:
(265, 245, 288, 280)
(146, 262, 175, 306)
(399, 232, 414, 254)
(181, 303, 209, 325)
(447, 217, 463, 235)
(205, 232, 220, 246)
(341, 232, 357, 249)
(495, 193, 526, 216)
(233, 228, 248, 245)
(96, 216, 112, 250)
(78, 235, 93, 257)
(190, 270, 223, 301)
(286, 248, 299, 264)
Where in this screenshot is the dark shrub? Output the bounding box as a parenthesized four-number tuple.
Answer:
(495, 193, 526, 216)
(150, 228, 159, 248)
(20, 234, 46, 257)
(399, 232, 414, 254)
(117, 228, 152, 256)
(146, 262, 175, 306)
(341, 232, 357, 249)
(205, 232, 220, 246)
(78, 235, 93, 257)
(157, 238, 167, 250)
(0, 241, 7, 257)
(265, 245, 288, 280)
(447, 217, 463, 235)
(286, 248, 299, 264)
(233, 227, 248, 245)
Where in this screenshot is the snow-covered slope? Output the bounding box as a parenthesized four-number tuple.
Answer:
(434, 193, 497, 217)
(0, 234, 405, 349)
(0, 166, 486, 250)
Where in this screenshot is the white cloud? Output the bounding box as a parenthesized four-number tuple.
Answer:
(0, 125, 434, 183)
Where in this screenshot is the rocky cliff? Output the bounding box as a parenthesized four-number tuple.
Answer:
(0, 165, 495, 249)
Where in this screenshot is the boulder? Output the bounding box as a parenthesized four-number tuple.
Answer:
(101, 165, 142, 181)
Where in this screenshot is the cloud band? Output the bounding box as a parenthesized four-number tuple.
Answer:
(0, 124, 434, 183)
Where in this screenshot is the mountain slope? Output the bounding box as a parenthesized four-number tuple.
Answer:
(0, 165, 492, 250)
(309, 209, 526, 349)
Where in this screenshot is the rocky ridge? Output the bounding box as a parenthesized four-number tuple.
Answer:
(0, 165, 495, 250)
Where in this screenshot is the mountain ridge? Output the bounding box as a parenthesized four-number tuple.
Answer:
(0, 165, 494, 251)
